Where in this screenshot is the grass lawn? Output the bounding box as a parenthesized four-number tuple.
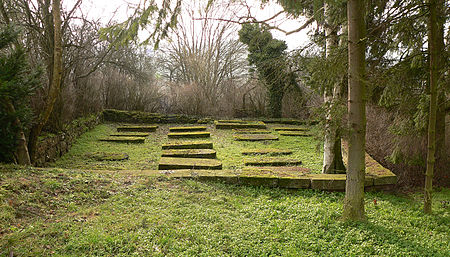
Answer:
(50, 123, 323, 173)
(1, 166, 449, 256)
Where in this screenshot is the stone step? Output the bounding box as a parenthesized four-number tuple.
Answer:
(242, 166, 310, 176)
(215, 121, 266, 129)
(234, 134, 278, 141)
(99, 137, 145, 143)
(158, 157, 222, 170)
(169, 126, 207, 132)
(244, 158, 302, 166)
(273, 127, 308, 131)
(161, 149, 217, 159)
(241, 148, 293, 156)
(278, 131, 312, 137)
(168, 131, 210, 139)
(117, 125, 158, 132)
(233, 129, 271, 134)
(217, 119, 248, 124)
(162, 141, 213, 150)
(85, 152, 129, 161)
(110, 132, 150, 137)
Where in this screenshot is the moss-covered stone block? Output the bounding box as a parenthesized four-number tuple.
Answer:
(169, 126, 207, 132)
(85, 152, 129, 161)
(117, 125, 158, 132)
(239, 176, 278, 187)
(309, 174, 347, 190)
(233, 134, 279, 141)
(244, 158, 302, 166)
(99, 137, 145, 143)
(110, 132, 150, 137)
(262, 118, 319, 125)
(273, 127, 308, 131)
(215, 121, 267, 129)
(242, 166, 310, 176)
(278, 131, 312, 137)
(196, 170, 240, 184)
(161, 149, 217, 159)
(232, 129, 271, 134)
(374, 174, 397, 185)
(217, 119, 248, 124)
(241, 148, 293, 156)
(158, 157, 222, 170)
(162, 141, 213, 149)
(168, 131, 210, 139)
(278, 177, 311, 189)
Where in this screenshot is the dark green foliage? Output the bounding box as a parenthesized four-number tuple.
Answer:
(0, 25, 40, 162)
(239, 24, 298, 118)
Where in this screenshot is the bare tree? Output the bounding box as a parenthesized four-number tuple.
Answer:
(157, 0, 248, 116)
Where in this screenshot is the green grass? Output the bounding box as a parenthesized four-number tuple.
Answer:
(1, 166, 449, 256)
(51, 123, 323, 173)
(50, 124, 167, 170)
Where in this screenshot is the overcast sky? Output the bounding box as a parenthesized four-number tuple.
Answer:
(64, 0, 312, 50)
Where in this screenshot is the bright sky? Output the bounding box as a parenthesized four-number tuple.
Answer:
(64, 0, 312, 50)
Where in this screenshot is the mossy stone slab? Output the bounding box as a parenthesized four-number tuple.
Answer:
(241, 148, 292, 156)
(168, 131, 211, 139)
(158, 157, 222, 170)
(85, 152, 129, 161)
(233, 129, 271, 134)
(244, 158, 302, 166)
(162, 141, 213, 149)
(273, 127, 308, 131)
(234, 134, 278, 141)
(117, 125, 157, 132)
(169, 126, 207, 132)
(161, 149, 217, 159)
(217, 119, 248, 124)
(242, 166, 310, 176)
(99, 137, 145, 143)
(110, 132, 150, 137)
(215, 121, 267, 129)
(278, 131, 312, 137)
(374, 174, 397, 185)
(309, 174, 347, 190)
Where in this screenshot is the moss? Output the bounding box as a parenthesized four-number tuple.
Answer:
(116, 125, 158, 132)
(217, 119, 248, 124)
(110, 132, 150, 137)
(273, 127, 308, 131)
(215, 120, 267, 129)
(161, 149, 217, 159)
(309, 174, 347, 190)
(277, 131, 312, 136)
(169, 126, 207, 132)
(241, 148, 293, 155)
(233, 134, 279, 141)
(244, 158, 302, 166)
(167, 131, 211, 139)
(158, 157, 222, 170)
(162, 141, 214, 149)
(85, 152, 129, 161)
(232, 129, 271, 134)
(98, 137, 145, 143)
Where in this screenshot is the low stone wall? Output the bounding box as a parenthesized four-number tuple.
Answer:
(103, 109, 210, 124)
(34, 114, 101, 166)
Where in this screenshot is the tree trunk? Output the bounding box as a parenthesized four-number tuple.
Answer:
(342, 0, 366, 221)
(323, 2, 346, 174)
(424, 0, 444, 214)
(4, 101, 31, 165)
(28, 0, 63, 163)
